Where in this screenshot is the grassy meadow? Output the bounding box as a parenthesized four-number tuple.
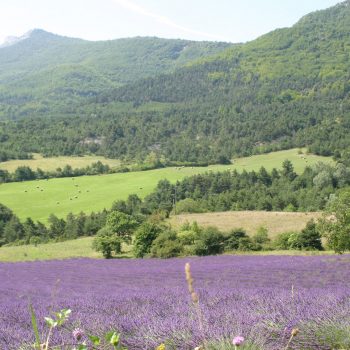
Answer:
(0, 149, 333, 222)
(0, 235, 332, 262)
(229, 148, 333, 173)
(170, 211, 322, 238)
(0, 153, 121, 172)
(0, 237, 98, 262)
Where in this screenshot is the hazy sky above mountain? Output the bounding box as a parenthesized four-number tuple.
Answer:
(0, 0, 342, 44)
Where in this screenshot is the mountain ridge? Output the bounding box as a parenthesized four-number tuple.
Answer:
(0, 31, 230, 101)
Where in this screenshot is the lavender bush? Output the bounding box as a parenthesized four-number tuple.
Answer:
(0, 255, 350, 349)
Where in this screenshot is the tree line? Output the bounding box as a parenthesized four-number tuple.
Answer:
(0, 161, 112, 183)
(0, 207, 107, 247)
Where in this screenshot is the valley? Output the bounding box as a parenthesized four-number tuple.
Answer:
(0, 149, 332, 221)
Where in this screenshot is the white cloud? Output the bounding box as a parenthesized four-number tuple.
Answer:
(110, 0, 228, 41)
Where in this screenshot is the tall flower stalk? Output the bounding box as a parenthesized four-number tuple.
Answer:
(185, 263, 207, 347)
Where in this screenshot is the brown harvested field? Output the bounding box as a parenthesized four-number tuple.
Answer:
(169, 211, 322, 238)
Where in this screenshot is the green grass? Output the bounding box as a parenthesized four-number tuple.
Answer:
(0, 236, 334, 262)
(0, 153, 121, 172)
(231, 148, 333, 174)
(0, 237, 98, 262)
(0, 149, 333, 222)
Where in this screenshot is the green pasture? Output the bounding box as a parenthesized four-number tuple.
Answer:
(0, 149, 333, 222)
(0, 237, 98, 262)
(231, 148, 333, 173)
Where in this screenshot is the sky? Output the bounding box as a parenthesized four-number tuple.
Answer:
(0, 0, 343, 44)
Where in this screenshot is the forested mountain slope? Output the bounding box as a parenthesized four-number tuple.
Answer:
(0, 2, 350, 164)
(0, 29, 229, 115)
(102, 0, 350, 159)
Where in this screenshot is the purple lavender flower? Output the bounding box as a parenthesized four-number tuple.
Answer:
(72, 328, 84, 341)
(232, 336, 244, 346)
(1, 255, 350, 349)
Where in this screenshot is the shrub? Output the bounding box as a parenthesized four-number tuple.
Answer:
(133, 222, 163, 258)
(252, 226, 270, 245)
(177, 230, 197, 245)
(287, 232, 302, 249)
(150, 231, 183, 258)
(319, 189, 350, 253)
(298, 220, 323, 250)
(273, 232, 294, 250)
(92, 227, 122, 259)
(224, 228, 248, 250)
(280, 221, 323, 251)
(29, 236, 41, 246)
(284, 203, 297, 212)
(178, 222, 201, 247)
(238, 237, 260, 251)
(193, 226, 225, 256)
(175, 198, 205, 214)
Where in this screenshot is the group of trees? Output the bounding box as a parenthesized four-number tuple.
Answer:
(0, 207, 107, 246)
(139, 161, 350, 214)
(93, 213, 325, 259)
(0, 161, 111, 183)
(0, 150, 31, 162)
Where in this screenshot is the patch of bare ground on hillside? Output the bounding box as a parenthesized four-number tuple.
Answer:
(170, 211, 322, 238)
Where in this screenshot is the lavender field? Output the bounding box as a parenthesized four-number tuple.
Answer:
(1, 255, 350, 350)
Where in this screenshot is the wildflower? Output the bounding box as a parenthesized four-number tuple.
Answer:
(156, 344, 166, 350)
(232, 336, 245, 347)
(72, 328, 84, 341)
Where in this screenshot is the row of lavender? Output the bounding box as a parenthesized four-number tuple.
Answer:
(1, 255, 350, 349)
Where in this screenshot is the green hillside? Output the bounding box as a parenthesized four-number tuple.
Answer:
(0, 2, 350, 164)
(103, 0, 350, 160)
(0, 30, 229, 116)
